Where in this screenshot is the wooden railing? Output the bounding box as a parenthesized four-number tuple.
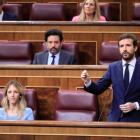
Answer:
(0, 121, 140, 140)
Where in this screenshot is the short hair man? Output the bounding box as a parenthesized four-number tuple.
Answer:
(33, 29, 78, 65)
(81, 33, 140, 122)
(0, 0, 19, 21)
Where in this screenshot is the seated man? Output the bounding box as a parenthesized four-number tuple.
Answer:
(33, 29, 78, 65)
(0, 0, 19, 21)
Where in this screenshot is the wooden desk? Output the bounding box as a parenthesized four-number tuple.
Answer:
(0, 121, 140, 140)
(0, 21, 140, 64)
(0, 65, 110, 121)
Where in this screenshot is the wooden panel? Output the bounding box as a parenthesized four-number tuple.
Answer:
(65, 41, 97, 65)
(27, 77, 60, 86)
(0, 33, 14, 41)
(68, 78, 83, 90)
(0, 77, 17, 86)
(77, 42, 96, 65)
(0, 135, 34, 140)
(109, 3, 121, 21)
(36, 136, 90, 140)
(26, 87, 59, 120)
(31, 41, 44, 56)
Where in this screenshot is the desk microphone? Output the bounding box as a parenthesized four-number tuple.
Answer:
(98, 86, 112, 122)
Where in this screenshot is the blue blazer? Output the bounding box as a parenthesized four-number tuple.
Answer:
(33, 50, 78, 65)
(3, 11, 19, 21)
(84, 58, 140, 122)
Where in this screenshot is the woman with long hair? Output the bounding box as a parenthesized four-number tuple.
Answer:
(0, 80, 34, 120)
(72, 0, 106, 21)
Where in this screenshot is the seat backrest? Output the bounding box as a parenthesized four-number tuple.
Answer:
(99, 3, 111, 21)
(2, 4, 23, 20)
(42, 42, 80, 63)
(29, 3, 66, 21)
(0, 41, 33, 64)
(54, 90, 98, 121)
(98, 42, 122, 65)
(0, 88, 38, 120)
(132, 3, 140, 21)
(76, 3, 111, 21)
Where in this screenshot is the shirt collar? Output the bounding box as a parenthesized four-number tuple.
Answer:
(48, 51, 60, 58)
(122, 57, 136, 67)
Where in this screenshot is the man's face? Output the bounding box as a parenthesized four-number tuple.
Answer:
(119, 38, 138, 63)
(46, 35, 62, 55)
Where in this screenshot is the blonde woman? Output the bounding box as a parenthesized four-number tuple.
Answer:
(0, 80, 34, 120)
(72, 0, 106, 21)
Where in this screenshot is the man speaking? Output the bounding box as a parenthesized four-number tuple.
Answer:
(81, 33, 140, 122)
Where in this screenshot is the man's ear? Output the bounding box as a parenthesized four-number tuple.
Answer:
(60, 41, 63, 47)
(135, 46, 138, 52)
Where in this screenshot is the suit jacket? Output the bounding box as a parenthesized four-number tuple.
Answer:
(84, 59, 140, 122)
(33, 50, 78, 65)
(72, 15, 106, 21)
(3, 11, 19, 21)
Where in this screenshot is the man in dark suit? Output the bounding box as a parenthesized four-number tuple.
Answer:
(33, 29, 78, 65)
(81, 33, 140, 122)
(0, 0, 19, 21)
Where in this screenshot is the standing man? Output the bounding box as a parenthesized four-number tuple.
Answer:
(0, 0, 19, 21)
(33, 29, 78, 65)
(81, 33, 140, 122)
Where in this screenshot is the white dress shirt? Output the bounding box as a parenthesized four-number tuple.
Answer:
(122, 58, 136, 82)
(47, 51, 60, 65)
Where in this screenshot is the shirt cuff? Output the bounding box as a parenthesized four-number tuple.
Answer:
(135, 102, 140, 110)
(84, 79, 91, 88)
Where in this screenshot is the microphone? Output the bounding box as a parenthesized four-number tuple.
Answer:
(98, 85, 112, 122)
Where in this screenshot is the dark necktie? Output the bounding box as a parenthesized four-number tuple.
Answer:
(124, 63, 129, 91)
(51, 55, 55, 65)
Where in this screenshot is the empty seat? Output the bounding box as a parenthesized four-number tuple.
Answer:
(0, 88, 38, 120)
(98, 42, 121, 65)
(76, 3, 111, 21)
(2, 4, 23, 20)
(42, 42, 80, 64)
(0, 41, 33, 64)
(132, 3, 140, 21)
(99, 3, 111, 21)
(29, 3, 66, 21)
(54, 90, 98, 121)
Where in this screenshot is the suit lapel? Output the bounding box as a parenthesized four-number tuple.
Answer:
(59, 50, 66, 64)
(2, 12, 5, 20)
(42, 51, 49, 64)
(117, 61, 126, 97)
(125, 59, 140, 95)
